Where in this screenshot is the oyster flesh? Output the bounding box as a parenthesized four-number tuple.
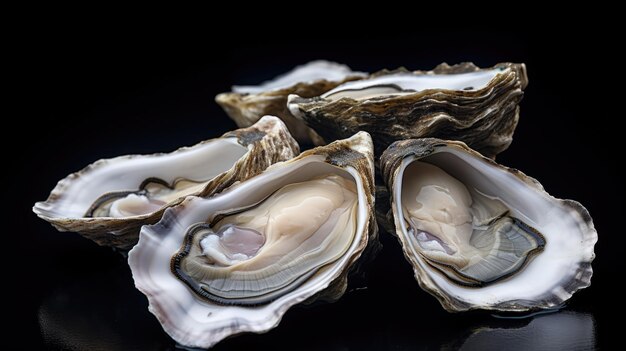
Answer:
(288, 62, 527, 158)
(216, 60, 365, 145)
(33, 116, 299, 249)
(380, 138, 596, 312)
(128, 132, 377, 348)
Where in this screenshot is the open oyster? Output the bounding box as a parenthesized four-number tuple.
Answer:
(216, 60, 365, 145)
(128, 132, 377, 348)
(33, 116, 299, 249)
(288, 62, 527, 158)
(380, 138, 596, 312)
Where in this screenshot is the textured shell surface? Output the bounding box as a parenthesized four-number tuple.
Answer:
(128, 132, 378, 348)
(33, 116, 299, 249)
(380, 138, 596, 312)
(288, 62, 528, 158)
(216, 60, 366, 145)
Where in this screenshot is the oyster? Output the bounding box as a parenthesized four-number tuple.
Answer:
(380, 138, 596, 312)
(128, 132, 377, 348)
(288, 62, 528, 158)
(33, 116, 299, 249)
(216, 60, 365, 145)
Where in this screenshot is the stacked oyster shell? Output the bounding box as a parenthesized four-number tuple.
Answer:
(216, 60, 366, 145)
(287, 62, 527, 158)
(34, 60, 596, 349)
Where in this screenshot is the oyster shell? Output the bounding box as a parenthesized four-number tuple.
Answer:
(128, 132, 377, 348)
(288, 62, 528, 158)
(216, 60, 365, 145)
(33, 116, 299, 249)
(380, 138, 596, 312)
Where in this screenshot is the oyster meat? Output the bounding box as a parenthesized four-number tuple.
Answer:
(128, 132, 377, 348)
(33, 116, 299, 249)
(380, 138, 596, 311)
(288, 62, 528, 158)
(216, 60, 365, 145)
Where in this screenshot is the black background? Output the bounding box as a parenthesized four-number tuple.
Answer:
(13, 30, 623, 349)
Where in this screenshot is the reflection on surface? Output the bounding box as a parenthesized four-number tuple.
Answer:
(37, 254, 595, 350)
(444, 311, 595, 351)
(38, 263, 169, 350)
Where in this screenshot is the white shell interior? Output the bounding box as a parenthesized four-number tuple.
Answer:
(394, 148, 595, 308)
(322, 67, 507, 101)
(233, 60, 364, 94)
(129, 156, 368, 348)
(34, 138, 247, 219)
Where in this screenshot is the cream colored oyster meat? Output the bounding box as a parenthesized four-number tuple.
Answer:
(401, 160, 545, 287)
(172, 175, 358, 305)
(87, 176, 212, 218)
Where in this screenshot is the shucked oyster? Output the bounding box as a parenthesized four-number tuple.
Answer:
(288, 62, 527, 158)
(380, 138, 596, 312)
(128, 132, 377, 348)
(216, 60, 365, 145)
(33, 116, 299, 249)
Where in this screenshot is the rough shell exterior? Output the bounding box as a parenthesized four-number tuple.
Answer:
(216, 71, 363, 145)
(380, 138, 596, 312)
(33, 117, 299, 249)
(288, 62, 528, 158)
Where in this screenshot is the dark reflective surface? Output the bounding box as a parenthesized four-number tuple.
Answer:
(450, 312, 595, 350)
(38, 258, 169, 350)
(35, 233, 597, 350)
(15, 30, 620, 349)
